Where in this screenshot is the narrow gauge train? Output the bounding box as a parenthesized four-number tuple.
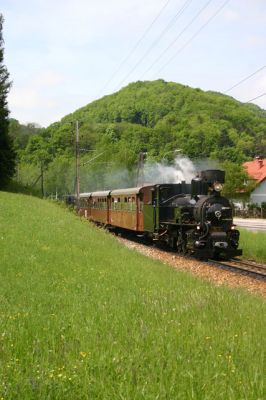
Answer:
(77, 169, 242, 260)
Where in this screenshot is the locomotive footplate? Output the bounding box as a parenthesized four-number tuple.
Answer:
(160, 222, 197, 228)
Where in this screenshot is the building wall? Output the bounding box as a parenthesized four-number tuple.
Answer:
(250, 180, 266, 205)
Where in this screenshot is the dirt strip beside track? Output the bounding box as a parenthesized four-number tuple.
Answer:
(117, 237, 266, 298)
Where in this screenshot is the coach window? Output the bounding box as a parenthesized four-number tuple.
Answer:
(132, 197, 135, 210)
(113, 197, 117, 210)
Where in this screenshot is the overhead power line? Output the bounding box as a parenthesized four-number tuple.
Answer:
(246, 93, 266, 103)
(154, 0, 230, 77)
(96, 0, 171, 98)
(224, 65, 266, 94)
(114, 0, 193, 91)
(141, 0, 213, 78)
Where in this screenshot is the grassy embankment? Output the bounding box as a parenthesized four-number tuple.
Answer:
(239, 228, 266, 263)
(0, 192, 265, 399)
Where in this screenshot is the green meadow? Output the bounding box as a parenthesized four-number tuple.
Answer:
(239, 228, 266, 263)
(0, 192, 265, 399)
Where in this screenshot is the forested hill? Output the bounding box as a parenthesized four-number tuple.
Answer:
(10, 80, 266, 195)
(55, 79, 266, 163)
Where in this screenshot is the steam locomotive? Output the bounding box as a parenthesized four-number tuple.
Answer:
(77, 169, 242, 260)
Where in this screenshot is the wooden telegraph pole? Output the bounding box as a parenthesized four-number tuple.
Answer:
(136, 151, 146, 186)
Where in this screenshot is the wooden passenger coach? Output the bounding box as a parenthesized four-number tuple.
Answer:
(79, 185, 154, 232)
(110, 188, 140, 231)
(89, 191, 110, 224)
(110, 186, 155, 231)
(79, 193, 91, 218)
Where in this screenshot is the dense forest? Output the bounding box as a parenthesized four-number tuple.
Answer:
(9, 80, 266, 196)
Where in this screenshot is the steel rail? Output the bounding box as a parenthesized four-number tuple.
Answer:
(208, 259, 266, 281)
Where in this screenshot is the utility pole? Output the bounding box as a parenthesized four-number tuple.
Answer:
(136, 152, 146, 186)
(40, 161, 44, 197)
(75, 120, 80, 208)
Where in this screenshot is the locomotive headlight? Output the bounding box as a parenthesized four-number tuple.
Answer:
(213, 182, 223, 192)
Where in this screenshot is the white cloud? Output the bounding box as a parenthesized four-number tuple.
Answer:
(31, 70, 65, 88)
(9, 87, 41, 109)
(7, 70, 64, 125)
(8, 69, 65, 109)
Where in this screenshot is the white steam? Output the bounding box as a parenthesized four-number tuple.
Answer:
(142, 156, 196, 184)
(81, 156, 222, 191)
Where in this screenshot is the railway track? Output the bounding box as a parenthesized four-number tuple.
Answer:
(114, 231, 266, 281)
(208, 258, 266, 280)
(111, 230, 266, 295)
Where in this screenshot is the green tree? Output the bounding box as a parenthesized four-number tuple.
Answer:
(15, 80, 266, 194)
(8, 119, 42, 153)
(222, 161, 256, 195)
(23, 135, 52, 196)
(0, 14, 16, 188)
(45, 155, 75, 196)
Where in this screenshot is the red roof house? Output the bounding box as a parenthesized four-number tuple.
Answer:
(243, 157, 266, 205)
(243, 157, 266, 183)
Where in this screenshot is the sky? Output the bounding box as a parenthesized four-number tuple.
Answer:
(1, 0, 266, 127)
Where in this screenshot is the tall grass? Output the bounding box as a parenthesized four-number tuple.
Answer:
(0, 192, 265, 399)
(239, 228, 266, 263)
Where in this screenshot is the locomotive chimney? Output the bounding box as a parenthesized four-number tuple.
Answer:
(255, 155, 263, 169)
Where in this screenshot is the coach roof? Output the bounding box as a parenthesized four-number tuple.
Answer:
(79, 192, 91, 198)
(90, 190, 111, 197)
(111, 186, 153, 196)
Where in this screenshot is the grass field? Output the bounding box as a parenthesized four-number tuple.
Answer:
(0, 192, 265, 399)
(239, 228, 266, 263)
